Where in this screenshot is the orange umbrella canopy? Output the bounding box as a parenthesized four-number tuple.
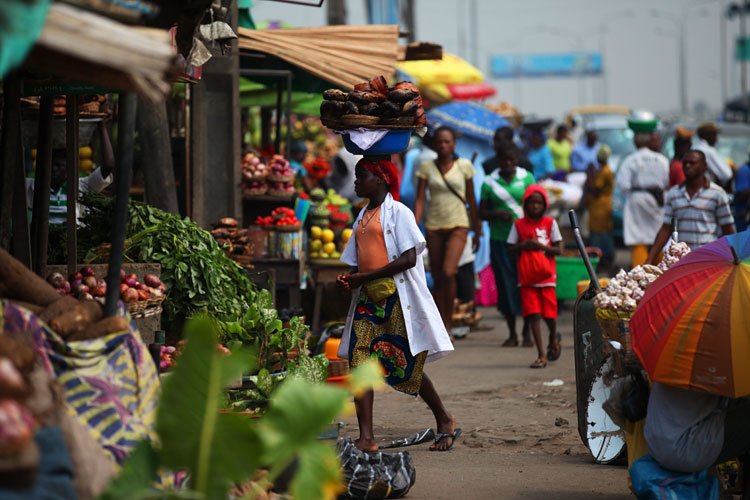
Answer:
(631, 233, 750, 398)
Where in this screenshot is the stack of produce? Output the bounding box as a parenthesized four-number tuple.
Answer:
(657, 240, 691, 271)
(32, 146, 95, 175)
(241, 153, 268, 196)
(309, 226, 351, 260)
(593, 265, 663, 312)
(46, 266, 166, 312)
(320, 76, 426, 128)
(209, 217, 253, 267)
(266, 155, 295, 197)
(0, 336, 38, 472)
(594, 240, 692, 313)
(253, 208, 302, 228)
(1, 248, 130, 342)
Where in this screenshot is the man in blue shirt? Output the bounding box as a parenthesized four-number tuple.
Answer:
(570, 130, 600, 173)
(734, 148, 750, 232)
(526, 132, 554, 180)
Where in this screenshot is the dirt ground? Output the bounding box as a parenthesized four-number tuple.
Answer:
(340, 303, 634, 499)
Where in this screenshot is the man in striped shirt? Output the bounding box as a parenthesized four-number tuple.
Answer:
(647, 150, 735, 263)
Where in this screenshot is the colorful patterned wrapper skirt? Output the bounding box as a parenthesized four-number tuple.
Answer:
(348, 289, 426, 396)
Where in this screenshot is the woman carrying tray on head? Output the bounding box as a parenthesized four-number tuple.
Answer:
(337, 158, 459, 453)
(414, 126, 482, 339)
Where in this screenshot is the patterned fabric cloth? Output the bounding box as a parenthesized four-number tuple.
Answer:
(348, 290, 426, 396)
(663, 180, 734, 250)
(0, 299, 185, 488)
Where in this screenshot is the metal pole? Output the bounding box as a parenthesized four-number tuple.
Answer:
(742, 8, 748, 111)
(680, 11, 689, 114)
(275, 78, 282, 155)
(470, 0, 478, 67)
(286, 72, 292, 160)
(65, 95, 79, 276)
(104, 93, 136, 318)
(721, 0, 728, 104)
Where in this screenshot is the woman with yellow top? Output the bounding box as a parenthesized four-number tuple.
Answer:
(414, 127, 481, 337)
(584, 144, 615, 270)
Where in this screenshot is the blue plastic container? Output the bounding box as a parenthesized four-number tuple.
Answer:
(342, 129, 412, 155)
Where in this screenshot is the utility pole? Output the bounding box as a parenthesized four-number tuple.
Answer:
(327, 0, 346, 25)
(402, 0, 415, 43)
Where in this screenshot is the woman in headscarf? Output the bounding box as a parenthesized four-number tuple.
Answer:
(337, 158, 459, 453)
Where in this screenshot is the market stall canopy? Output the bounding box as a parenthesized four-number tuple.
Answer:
(426, 101, 509, 142)
(237, 25, 399, 90)
(397, 53, 493, 104)
(240, 77, 322, 115)
(0, 0, 52, 79)
(22, 3, 178, 102)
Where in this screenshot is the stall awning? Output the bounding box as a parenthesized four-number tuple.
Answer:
(22, 3, 178, 101)
(238, 25, 399, 90)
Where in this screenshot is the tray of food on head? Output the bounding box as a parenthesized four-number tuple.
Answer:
(319, 76, 426, 131)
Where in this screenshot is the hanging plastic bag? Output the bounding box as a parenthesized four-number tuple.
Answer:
(337, 437, 416, 499)
(629, 455, 718, 500)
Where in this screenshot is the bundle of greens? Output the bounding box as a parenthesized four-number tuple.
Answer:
(78, 193, 257, 326)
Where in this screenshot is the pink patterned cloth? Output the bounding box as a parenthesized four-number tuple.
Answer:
(475, 265, 498, 306)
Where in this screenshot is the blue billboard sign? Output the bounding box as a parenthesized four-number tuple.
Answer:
(490, 52, 603, 79)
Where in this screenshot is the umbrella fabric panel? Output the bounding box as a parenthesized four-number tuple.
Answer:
(426, 101, 509, 142)
(632, 255, 750, 398)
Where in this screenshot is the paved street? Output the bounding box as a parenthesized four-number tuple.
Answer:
(341, 304, 633, 499)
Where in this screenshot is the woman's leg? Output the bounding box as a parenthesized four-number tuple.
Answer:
(353, 390, 378, 452)
(419, 373, 456, 451)
(440, 228, 469, 333)
(425, 229, 448, 328)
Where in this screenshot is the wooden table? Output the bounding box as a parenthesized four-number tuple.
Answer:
(249, 258, 303, 308)
(308, 259, 350, 331)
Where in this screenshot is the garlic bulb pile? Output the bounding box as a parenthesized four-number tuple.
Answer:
(658, 240, 691, 271)
(593, 265, 663, 312)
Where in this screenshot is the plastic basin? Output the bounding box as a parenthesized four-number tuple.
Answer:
(556, 256, 599, 300)
(342, 129, 412, 155)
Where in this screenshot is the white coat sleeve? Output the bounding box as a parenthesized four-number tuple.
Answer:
(616, 157, 633, 196)
(705, 148, 733, 185)
(394, 205, 426, 257)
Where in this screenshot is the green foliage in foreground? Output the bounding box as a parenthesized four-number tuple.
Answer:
(97, 316, 382, 500)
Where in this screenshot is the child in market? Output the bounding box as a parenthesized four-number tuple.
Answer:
(336, 158, 457, 453)
(507, 185, 563, 368)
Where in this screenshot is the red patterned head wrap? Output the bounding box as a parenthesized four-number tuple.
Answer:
(356, 158, 400, 201)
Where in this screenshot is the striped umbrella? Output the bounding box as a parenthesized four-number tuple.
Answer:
(631, 231, 750, 398)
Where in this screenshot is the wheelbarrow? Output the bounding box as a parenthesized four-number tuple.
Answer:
(568, 210, 626, 464)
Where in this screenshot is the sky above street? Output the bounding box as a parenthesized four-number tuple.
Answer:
(251, 0, 737, 119)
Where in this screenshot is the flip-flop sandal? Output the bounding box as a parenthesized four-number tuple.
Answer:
(547, 332, 562, 361)
(521, 339, 535, 348)
(529, 358, 547, 369)
(429, 428, 462, 451)
(502, 338, 519, 347)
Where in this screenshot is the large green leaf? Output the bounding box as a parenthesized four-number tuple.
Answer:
(97, 441, 160, 500)
(156, 316, 258, 497)
(292, 441, 343, 500)
(259, 378, 349, 464)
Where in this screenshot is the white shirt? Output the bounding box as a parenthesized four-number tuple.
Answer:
(694, 138, 733, 186)
(616, 147, 669, 246)
(339, 193, 454, 362)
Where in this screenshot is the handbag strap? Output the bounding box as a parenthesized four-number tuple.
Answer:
(435, 160, 467, 205)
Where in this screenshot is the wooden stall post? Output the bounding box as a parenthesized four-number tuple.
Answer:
(30, 96, 55, 276)
(0, 75, 23, 253)
(65, 95, 79, 276)
(104, 93, 136, 317)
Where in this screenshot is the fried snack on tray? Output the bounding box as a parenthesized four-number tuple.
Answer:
(322, 89, 348, 101)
